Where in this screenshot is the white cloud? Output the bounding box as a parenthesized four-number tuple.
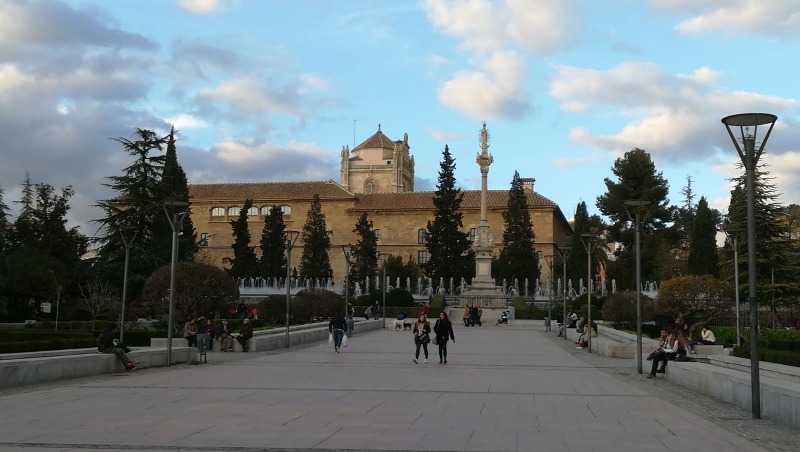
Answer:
(427, 127, 469, 142)
(549, 62, 798, 163)
(166, 114, 209, 129)
(650, 0, 800, 36)
(553, 154, 603, 169)
(212, 139, 329, 165)
(437, 50, 530, 120)
(177, 0, 233, 15)
(423, 0, 578, 54)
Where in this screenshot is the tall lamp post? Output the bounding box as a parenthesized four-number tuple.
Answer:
(544, 255, 555, 332)
(580, 233, 598, 353)
(284, 231, 300, 348)
(722, 225, 744, 347)
(381, 253, 393, 328)
(625, 200, 651, 375)
(341, 245, 352, 334)
(722, 112, 777, 419)
(558, 246, 570, 341)
(119, 224, 138, 345)
(163, 201, 189, 367)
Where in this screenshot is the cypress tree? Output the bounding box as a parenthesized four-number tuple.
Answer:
(228, 199, 259, 279)
(154, 126, 197, 261)
(299, 194, 333, 283)
(687, 196, 719, 277)
(351, 213, 378, 292)
(424, 145, 474, 284)
(495, 171, 539, 284)
(260, 205, 287, 279)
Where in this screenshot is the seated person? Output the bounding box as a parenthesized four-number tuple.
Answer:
(237, 318, 253, 352)
(97, 324, 137, 371)
(567, 311, 578, 329)
(496, 311, 509, 325)
(218, 319, 234, 351)
(396, 311, 406, 321)
(364, 305, 372, 320)
(648, 332, 684, 378)
(690, 325, 716, 354)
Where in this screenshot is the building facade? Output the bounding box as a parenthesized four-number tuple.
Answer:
(188, 126, 572, 282)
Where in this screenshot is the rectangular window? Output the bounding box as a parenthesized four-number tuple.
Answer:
(417, 250, 427, 264)
(374, 229, 381, 240)
(375, 251, 381, 259)
(470, 228, 478, 242)
(417, 228, 426, 244)
(200, 233, 209, 247)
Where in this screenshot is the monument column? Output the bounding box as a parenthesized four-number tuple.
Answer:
(466, 123, 502, 293)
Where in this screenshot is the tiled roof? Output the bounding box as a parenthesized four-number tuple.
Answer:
(188, 180, 354, 202)
(352, 129, 397, 152)
(349, 190, 556, 211)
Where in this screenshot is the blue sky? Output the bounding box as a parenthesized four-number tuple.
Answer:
(1, 0, 799, 237)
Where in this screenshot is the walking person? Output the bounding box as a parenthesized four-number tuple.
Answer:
(412, 313, 431, 364)
(328, 309, 348, 353)
(433, 312, 455, 364)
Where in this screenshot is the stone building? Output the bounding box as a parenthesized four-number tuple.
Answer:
(188, 126, 572, 282)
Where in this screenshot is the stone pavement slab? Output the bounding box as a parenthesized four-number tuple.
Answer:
(0, 324, 793, 451)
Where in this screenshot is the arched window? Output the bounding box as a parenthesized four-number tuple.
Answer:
(365, 179, 376, 194)
(281, 205, 292, 215)
(211, 207, 225, 217)
(470, 228, 478, 242)
(374, 229, 381, 240)
(417, 228, 426, 244)
(247, 207, 259, 216)
(260, 206, 271, 216)
(227, 206, 239, 216)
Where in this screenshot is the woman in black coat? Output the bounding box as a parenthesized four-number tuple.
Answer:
(433, 311, 455, 364)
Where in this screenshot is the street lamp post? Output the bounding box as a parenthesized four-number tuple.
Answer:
(163, 201, 189, 367)
(381, 253, 393, 329)
(284, 231, 300, 348)
(580, 233, 598, 353)
(119, 225, 138, 345)
(722, 226, 744, 347)
(341, 245, 351, 334)
(558, 247, 571, 341)
(544, 255, 555, 332)
(625, 200, 651, 375)
(722, 112, 777, 419)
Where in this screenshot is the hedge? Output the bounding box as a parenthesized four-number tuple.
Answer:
(0, 330, 97, 353)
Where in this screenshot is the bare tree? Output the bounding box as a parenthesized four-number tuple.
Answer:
(655, 275, 732, 337)
(78, 278, 119, 329)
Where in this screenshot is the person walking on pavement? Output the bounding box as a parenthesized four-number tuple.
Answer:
(412, 313, 432, 364)
(328, 309, 348, 353)
(433, 311, 455, 364)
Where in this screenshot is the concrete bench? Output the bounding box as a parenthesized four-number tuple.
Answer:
(705, 355, 800, 384)
(151, 319, 384, 352)
(563, 325, 639, 358)
(0, 346, 194, 390)
(664, 360, 800, 427)
(691, 344, 725, 356)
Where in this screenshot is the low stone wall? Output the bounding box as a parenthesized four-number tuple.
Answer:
(152, 319, 384, 352)
(563, 325, 649, 359)
(0, 347, 194, 390)
(665, 359, 800, 427)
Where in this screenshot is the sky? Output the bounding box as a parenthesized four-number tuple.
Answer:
(1, 0, 799, 240)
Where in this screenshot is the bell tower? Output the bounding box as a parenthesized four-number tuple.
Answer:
(340, 124, 415, 193)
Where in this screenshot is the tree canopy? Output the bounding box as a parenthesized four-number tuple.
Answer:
(494, 171, 539, 284)
(299, 194, 333, 283)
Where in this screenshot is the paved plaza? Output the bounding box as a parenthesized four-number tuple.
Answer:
(1, 322, 798, 452)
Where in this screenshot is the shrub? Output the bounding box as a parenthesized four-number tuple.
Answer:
(430, 294, 445, 311)
(386, 288, 415, 307)
(292, 289, 343, 323)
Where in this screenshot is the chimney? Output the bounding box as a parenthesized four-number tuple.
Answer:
(521, 177, 535, 192)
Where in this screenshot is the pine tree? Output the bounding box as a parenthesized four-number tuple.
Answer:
(424, 145, 474, 284)
(228, 199, 259, 279)
(260, 205, 287, 279)
(0, 185, 8, 252)
(95, 128, 167, 297)
(153, 127, 197, 261)
(566, 201, 590, 287)
(299, 194, 333, 283)
(351, 213, 378, 292)
(596, 148, 673, 284)
(494, 171, 539, 284)
(687, 196, 719, 277)
(721, 167, 800, 312)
